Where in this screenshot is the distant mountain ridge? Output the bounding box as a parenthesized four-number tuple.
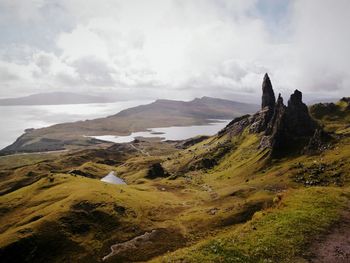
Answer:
(115, 96, 258, 119)
(0, 96, 258, 154)
(0, 92, 115, 106)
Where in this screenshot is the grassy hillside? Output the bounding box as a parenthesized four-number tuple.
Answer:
(0, 98, 349, 262)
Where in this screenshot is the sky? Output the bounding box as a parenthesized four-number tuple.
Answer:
(0, 0, 349, 103)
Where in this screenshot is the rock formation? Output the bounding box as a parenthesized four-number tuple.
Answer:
(304, 129, 332, 154)
(146, 163, 166, 178)
(248, 73, 276, 133)
(259, 84, 319, 155)
(261, 73, 276, 110)
(219, 73, 321, 157)
(285, 89, 317, 137)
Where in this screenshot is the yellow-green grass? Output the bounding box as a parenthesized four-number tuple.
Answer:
(1, 102, 349, 262)
(155, 187, 349, 263)
(0, 173, 188, 262)
(0, 151, 63, 170)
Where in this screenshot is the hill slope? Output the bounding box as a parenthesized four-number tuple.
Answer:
(0, 97, 258, 155)
(0, 75, 349, 262)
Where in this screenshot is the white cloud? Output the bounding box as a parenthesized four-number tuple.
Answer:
(291, 0, 350, 95)
(0, 0, 45, 23)
(0, 0, 349, 100)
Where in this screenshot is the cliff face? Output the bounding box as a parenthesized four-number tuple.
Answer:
(221, 73, 320, 157)
(261, 73, 276, 110)
(264, 89, 319, 155)
(249, 73, 276, 133)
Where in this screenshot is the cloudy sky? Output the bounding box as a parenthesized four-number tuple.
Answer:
(0, 0, 349, 102)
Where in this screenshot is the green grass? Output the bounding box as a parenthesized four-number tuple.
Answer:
(156, 187, 349, 263)
(1, 99, 349, 262)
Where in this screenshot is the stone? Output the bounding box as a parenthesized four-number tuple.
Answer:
(304, 129, 332, 154)
(146, 163, 166, 179)
(248, 73, 277, 133)
(261, 73, 276, 110)
(249, 107, 274, 133)
(285, 90, 317, 137)
(221, 74, 322, 157)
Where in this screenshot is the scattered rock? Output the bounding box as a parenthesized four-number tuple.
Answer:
(146, 163, 167, 179)
(293, 161, 344, 186)
(208, 208, 219, 215)
(218, 114, 251, 136)
(102, 228, 184, 262)
(304, 129, 333, 154)
(68, 169, 94, 178)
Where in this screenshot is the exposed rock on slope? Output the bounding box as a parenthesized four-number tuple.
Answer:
(146, 163, 167, 179)
(261, 73, 276, 110)
(304, 129, 332, 154)
(264, 89, 319, 155)
(310, 97, 350, 124)
(286, 89, 318, 137)
(220, 74, 320, 157)
(249, 73, 276, 133)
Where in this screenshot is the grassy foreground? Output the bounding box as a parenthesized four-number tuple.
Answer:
(156, 187, 349, 262)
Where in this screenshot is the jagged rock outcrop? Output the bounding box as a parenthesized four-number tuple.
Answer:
(249, 107, 274, 133)
(262, 90, 319, 156)
(261, 73, 276, 110)
(304, 129, 332, 154)
(285, 90, 318, 137)
(146, 163, 167, 179)
(220, 73, 321, 157)
(248, 73, 276, 133)
(265, 94, 286, 135)
(260, 94, 288, 150)
(218, 114, 251, 136)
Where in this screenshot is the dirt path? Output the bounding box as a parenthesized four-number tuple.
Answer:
(307, 209, 350, 262)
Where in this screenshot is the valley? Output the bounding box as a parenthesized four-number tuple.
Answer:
(0, 75, 349, 262)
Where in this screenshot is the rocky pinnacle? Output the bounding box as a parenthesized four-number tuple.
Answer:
(261, 73, 276, 109)
(288, 89, 303, 106)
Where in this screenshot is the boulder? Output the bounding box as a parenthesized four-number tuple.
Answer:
(146, 163, 166, 179)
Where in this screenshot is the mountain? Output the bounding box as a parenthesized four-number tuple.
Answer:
(0, 75, 349, 262)
(0, 97, 258, 154)
(0, 92, 115, 106)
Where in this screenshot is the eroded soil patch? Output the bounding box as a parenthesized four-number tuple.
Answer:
(307, 209, 350, 263)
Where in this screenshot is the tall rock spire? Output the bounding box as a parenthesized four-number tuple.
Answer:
(285, 89, 317, 137)
(261, 73, 276, 110)
(249, 74, 277, 133)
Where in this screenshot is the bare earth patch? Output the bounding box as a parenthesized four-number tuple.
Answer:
(308, 209, 350, 263)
